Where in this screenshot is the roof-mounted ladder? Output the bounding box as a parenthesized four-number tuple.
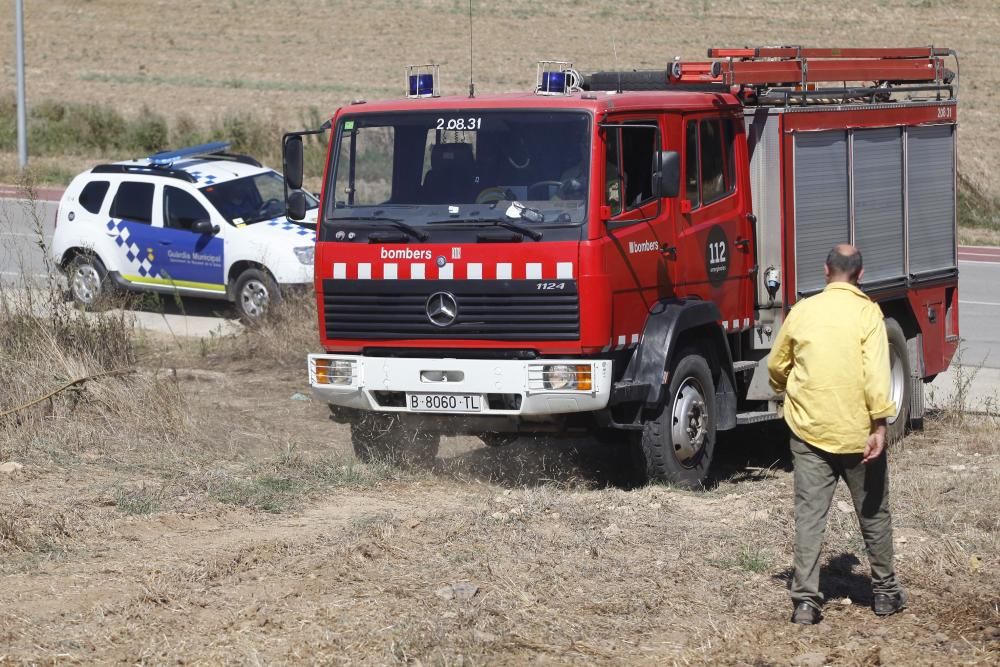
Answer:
(677, 46, 953, 87)
(582, 46, 956, 106)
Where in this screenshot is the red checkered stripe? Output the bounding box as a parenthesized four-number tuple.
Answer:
(329, 261, 575, 281)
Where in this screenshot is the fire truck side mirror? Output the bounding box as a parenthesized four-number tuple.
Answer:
(286, 191, 307, 221)
(283, 135, 304, 191)
(654, 151, 681, 199)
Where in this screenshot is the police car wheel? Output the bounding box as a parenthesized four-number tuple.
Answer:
(68, 254, 111, 310)
(233, 268, 280, 322)
(631, 347, 716, 490)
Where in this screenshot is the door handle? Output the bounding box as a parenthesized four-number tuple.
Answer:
(158, 240, 172, 245)
(734, 237, 750, 250)
(661, 244, 677, 259)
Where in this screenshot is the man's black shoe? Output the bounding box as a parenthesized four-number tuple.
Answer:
(872, 591, 907, 616)
(791, 602, 821, 625)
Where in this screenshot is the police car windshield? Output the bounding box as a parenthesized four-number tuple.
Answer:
(201, 171, 318, 224)
(326, 111, 590, 226)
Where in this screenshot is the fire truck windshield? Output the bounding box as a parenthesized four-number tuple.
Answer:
(326, 111, 591, 229)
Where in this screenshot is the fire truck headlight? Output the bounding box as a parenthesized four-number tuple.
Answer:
(314, 358, 355, 386)
(294, 246, 315, 265)
(544, 364, 576, 390)
(538, 364, 592, 391)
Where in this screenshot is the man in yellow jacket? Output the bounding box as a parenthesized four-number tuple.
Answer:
(768, 244, 906, 625)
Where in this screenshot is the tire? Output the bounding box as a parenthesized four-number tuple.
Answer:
(631, 348, 717, 489)
(67, 253, 113, 310)
(232, 268, 281, 322)
(884, 317, 911, 444)
(350, 413, 439, 467)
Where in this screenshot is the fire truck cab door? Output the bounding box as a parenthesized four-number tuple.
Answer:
(673, 114, 754, 332)
(601, 116, 675, 350)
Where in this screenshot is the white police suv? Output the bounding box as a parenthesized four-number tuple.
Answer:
(50, 142, 318, 320)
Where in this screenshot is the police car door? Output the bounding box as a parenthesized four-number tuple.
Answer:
(106, 179, 161, 286)
(157, 185, 226, 294)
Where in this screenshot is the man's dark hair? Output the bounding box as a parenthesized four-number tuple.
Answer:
(826, 246, 863, 281)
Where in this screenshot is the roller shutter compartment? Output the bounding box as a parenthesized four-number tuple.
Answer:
(794, 130, 850, 295)
(854, 127, 905, 286)
(907, 124, 956, 276)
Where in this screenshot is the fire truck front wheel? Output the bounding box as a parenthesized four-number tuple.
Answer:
(632, 349, 717, 490)
(350, 414, 440, 468)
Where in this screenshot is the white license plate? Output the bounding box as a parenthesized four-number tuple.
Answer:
(406, 393, 483, 413)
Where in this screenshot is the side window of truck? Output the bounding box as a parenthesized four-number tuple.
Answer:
(685, 121, 699, 207)
(685, 117, 737, 210)
(605, 121, 658, 216)
(700, 119, 727, 204)
(604, 129, 622, 215)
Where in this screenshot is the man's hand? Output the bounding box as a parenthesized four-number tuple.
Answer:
(863, 420, 888, 464)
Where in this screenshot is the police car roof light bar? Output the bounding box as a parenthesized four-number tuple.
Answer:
(148, 141, 232, 166)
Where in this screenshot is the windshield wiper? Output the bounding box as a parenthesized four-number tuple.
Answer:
(426, 217, 543, 241)
(332, 215, 429, 242)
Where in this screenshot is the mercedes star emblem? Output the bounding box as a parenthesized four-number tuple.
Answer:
(425, 291, 458, 327)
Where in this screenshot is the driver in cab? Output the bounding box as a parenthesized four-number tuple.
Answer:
(558, 136, 621, 214)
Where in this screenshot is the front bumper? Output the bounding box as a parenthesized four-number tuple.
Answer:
(308, 354, 612, 416)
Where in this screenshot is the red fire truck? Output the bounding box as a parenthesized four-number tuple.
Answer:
(283, 47, 960, 488)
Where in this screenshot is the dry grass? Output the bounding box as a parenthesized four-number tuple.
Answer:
(0, 171, 996, 661)
(1, 0, 999, 197)
(0, 181, 187, 471)
(210, 290, 321, 368)
(0, 327, 996, 663)
(960, 225, 1000, 247)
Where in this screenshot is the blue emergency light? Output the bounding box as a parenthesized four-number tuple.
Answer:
(409, 74, 434, 96)
(541, 71, 567, 93)
(405, 64, 440, 99)
(149, 142, 231, 166)
(535, 61, 580, 96)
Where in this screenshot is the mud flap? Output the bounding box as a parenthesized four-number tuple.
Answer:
(610, 299, 737, 431)
(907, 333, 926, 429)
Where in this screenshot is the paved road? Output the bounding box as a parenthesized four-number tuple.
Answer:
(0, 197, 57, 283)
(0, 196, 239, 337)
(953, 258, 1000, 369)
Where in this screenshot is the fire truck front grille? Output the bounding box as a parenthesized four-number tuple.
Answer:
(322, 279, 580, 341)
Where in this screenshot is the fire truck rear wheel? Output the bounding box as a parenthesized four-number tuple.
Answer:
(884, 317, 911, 444)
(350, 414, 439, 468)
(632, 348, 717, 490)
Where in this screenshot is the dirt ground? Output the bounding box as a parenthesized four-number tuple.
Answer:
(2, 0, 1000, 197)
(1, 338, 997, 664)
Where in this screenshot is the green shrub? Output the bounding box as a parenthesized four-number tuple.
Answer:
(0, 95, 16, 150)
(125, 106, 169, 153)
(958, 173, 1000, 229)
(171, 112, 205, 148)
(211, 112, 273, 158)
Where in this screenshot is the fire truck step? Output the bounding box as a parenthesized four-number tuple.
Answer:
(736, 410, 781, 425)
(732, 361, 758, 374)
